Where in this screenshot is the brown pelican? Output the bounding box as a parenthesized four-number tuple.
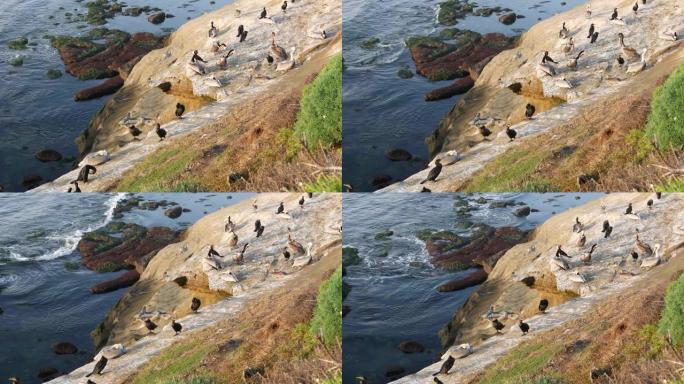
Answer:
(233, 243, 248, 264)
(559, 22, 570, 39)
(580, 244, 597, 264)
(227, 231, 238, 247)
(270, 32, 288, 61)
(576, 231, 586, 248)
(288, 233, 306, 255)
(634, 232, 653, 257)
(561, 37, 575, 54)
(573, 217, 583, 232)
(618, 33, 639, 61)
(224, 216, 235, 232)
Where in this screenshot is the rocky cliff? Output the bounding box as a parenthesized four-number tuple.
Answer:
(48, 192, 341, 383)
(393, 193, 684, 383)
(381, 0, 683, 192)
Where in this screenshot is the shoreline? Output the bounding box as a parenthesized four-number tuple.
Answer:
(378, 0, 683, 192)
(33, 0, 342, 192)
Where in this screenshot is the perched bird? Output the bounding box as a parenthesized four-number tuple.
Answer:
(656, 192, 662, 199)
(256, 225, 265, 238)
(506, 125, 517, 141)
(539, 299, 549, 313)
(573, 217, 583, 233)
(634, 232, 653, 257)
(576, 231, 586, 248)
(236, 24, 244, 38)
(420, 159, 442, 184)
(234, 243, 248, 264)
(86, 356, 108, 377)
(281, 1, 288, 13)
(559, 22, 569, 39)
(71, 180, 82, 193)
(561, 37, 575, 54)
(617, 56, 625, 66)
(225, 216, 235, 232)
(602, 220, 610, 233)
(492, 318, 505, 333)
(479, 125, 492, 139)
(145, 319, 158, 333)
(191, 297, 201, 313)
(299, 196, 305, 208)
(567, 50, 584, 69)
(631, 251, 639, 261)
(288, 233, 306, 255)
(610, 8, 618, 20)
(254, 219, 261, 232)
(556, 245, 568, 258)
(208, 245, 221, 258)
(282, 247, 291, 260)
(171, 320, 182, 335)
(155, 123, 166, 141)
(587, 23, 595, 39)
(259, 7, 267, 19)
(129, 125, 142, 138)
(618, 33, 640, 61)
(240, 30, 248, 43)
(632, 2, 638, 15)
(175, 103, 185, 119)
(208, 21, 218, 38)
(525, 103, 536, 119)
(433, 355, 455, 376)
(519, 320, 530, 335)
(590, 31, 599, 44)
(227, 231, 238, 247)
(276, 202, 284, 214)
(625, 203, 633, 215)
(647, 199, 653, 209)
(580, 243, 597, 264)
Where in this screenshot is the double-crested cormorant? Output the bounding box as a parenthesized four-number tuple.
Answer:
(129, 125, 142, 138)
(155, 123, 166, 141)
(539, 299, 549, 313)
(86, 356, 108, 377)
(610, 8, 618, 20)
(145, 319, 158, 333)
(172, 320, 182, 335)
(632, 2, 638, 15)
(580, 243, 597, 264)
(259, 7, 267, 19)
(191, 50, 207, 64)
(421, 187, 431, 192)
(506, 125, 517, 141)
(519, 320, 530, 335)
(276, 202, 284, 214)
(625, 203, 633, 215)
(590, 31, 599, 44)
(281, 1, 288, 12)
(234, 243, 248, 263)
(647, 199, 653, 209)
(576, 231, 586, 247)
(282, 247, 291, 260)
(602, 220, 610, 233)
(77, 165, 97, 183)
(492, 318, 505, 333)
(542, 51, 557, 64)
(525, 103, 536, 119)
(308, 192, 313, 198)
(479, 125, 492, 139)
(71, 180, 82, 193)
(433, 355, 455, 376)
(191, 297, 201, 313)
(656, 192, 662, 199)
(236, 25, 244, 38)
(256, 224, 265, 238)
(556, 245, 568, 258)
(573, 217, 583, 232)
(604, 225, 613, 238)
(208, 245, 221, 258)
(240, 29, 248, 42)
(254, 219, 261, 232)
(587, 23, 595, 39)
(299, 196, 305, 207)
(420, 159, 442, 184)
(175, 103, 185, 119)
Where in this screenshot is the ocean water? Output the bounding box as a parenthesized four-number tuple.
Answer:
(342, 193, 602, 383)
(0, 0, 227, 191)
(0, 192, 252, 383)
(342, 0, 586, 191)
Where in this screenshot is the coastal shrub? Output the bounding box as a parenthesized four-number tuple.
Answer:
(310, 267, 342, 346)
(475, 342, 562, 384)
(293, 54, 342, 150)
(658, 272, 684, 347)
(656, 177, 684, 192)
(645, 63, 684, 150)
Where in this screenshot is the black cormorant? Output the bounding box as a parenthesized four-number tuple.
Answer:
(191, 297, 201, 313)
(506, 125, 517, 141)
(172, 320, 182, 335)
(525, 103, 536, 119)
(625, 203, 633, 215)
(539, 299, 549, 313)
(156, 123, 166, 141)
(175, 103, 185, 119)
(433, 355, 455, 376)
(492, 318, 505, 333)
(519, 320, 530, 335)
(420, 159, 442, 184)
(86, 356, 108, 377)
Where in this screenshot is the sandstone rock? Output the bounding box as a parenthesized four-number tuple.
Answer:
(385, 148, 413, 161)
(52, 341, 78, 355)
(292, 255, 312, 268)
(398, 340, 426, 353)
(91, 270, 140, 294)
(425, 76, 475, 101)
(147, 12, 166, 24)
(437, 268, 488, 292)
(75, 76, 124, 101)
(35, 149, 63, 162)
(499, 12, 517, 25)
(165, 206, 183, 218)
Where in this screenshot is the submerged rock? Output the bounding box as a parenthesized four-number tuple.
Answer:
(52, 342, 78, 355)
(35, 149, 63, 162)
(147, 12, 166, 24)
(498, 12, 517, 25)
(398, 340, 426, 353)
(513, 206, 531, 217)
(385, 148, 413, 161)
(165, 206, 183, 218)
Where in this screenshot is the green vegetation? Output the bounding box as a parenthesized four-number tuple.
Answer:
(293, 54, 342, 150)
(303, 174, 342, 192)
(310, 267, 342, 346)
(8, 37, 28, 50)
(8, 56, 24, 67)
(656, 178, 684, 192)
(374, 229, 394, 240)
(475, 342, 562, 384)
(116, 150, 208, 192)
(359, 37, 380, 49)
(645, 62, 684, 150)
(162, 375, 221, 384)
(658, 272, 684, 347)
(95, 261, 125, 273)
(63, 261, 81, 271)
(46, 69, 63, 79)
(131, 341, 215, 384)
(438, 0, 474, 25)
(464, 148, 547, 192)
(321, 374, 342, 384)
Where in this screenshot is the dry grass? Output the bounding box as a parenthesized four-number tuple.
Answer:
(127, 250, 342, 384)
